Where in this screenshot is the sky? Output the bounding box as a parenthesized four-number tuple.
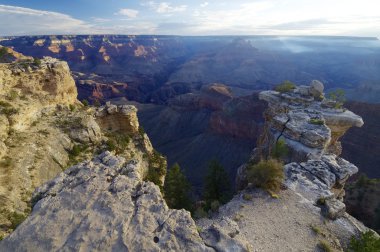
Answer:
(0, 0, 379, 37)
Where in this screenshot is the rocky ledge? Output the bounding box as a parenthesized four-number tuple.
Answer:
(237, 81, 364, 220)
(0, 152, 247, 251)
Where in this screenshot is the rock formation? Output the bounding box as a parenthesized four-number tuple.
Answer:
(0, 152, 212, 251)
(237, 81, 364, 219)
(0, 55, 164, 238)
(199, 81, 375, 251)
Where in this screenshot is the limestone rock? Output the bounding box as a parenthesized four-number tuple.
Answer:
(96, 103, 139, 134)
(0, 152, 215, 251)
(69, 115, 102, 144)
(322, 198, 346, 220)
(309, 80, 324, 98)
(199, 217, 250, 252)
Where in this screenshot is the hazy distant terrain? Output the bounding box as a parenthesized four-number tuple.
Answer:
(2, 35, 379, 189)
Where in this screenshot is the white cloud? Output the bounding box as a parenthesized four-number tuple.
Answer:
(115, 8, 139, 18)
(0, 5, 99, 35)
(200, 2, 209, 8)
(143, 2, 187, 14)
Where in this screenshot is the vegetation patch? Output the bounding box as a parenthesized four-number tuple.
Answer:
(164, 163, 193, 211)
(9, 211, 27, 230)
(247, 159, 285, 193)
(349, 231, 380, 252)
(274, 80, 296, 93)
(0, 156, 12, 167)
(271, 138, 289, 160)
(105, 131, 131, 154)
(203, 160, 233, 209)
(145, 150, 167, 190)
(309, 118, 325, 125)
(328, 89, 346, 109)
(318, 240, 332, 252)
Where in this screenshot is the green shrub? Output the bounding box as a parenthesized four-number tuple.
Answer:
(210, 200, 220, 212)
(94, 100, 101, 107)
(203, 160, 232, 207)
(193, 206, 208, 219)
(310, 224, 322, 235)
(0, 47, 10, 61)
(33, 57, 41, 66)
(7, 90, 18, 101)
(81, 99, 89, 107)
(309, 118, 325, 125)
(9, 212, 26, 230)
(349, 231, 380, 252)
(146, 150, 167, 190)
(69, 144, 88, 158)
(139, 126, 145, 136)
(328, 89, 346, 109)
(242, 193, 253, 201)
(0, 101, 12, 108)
(69, 104, 76, 112)
(0, 156, 12, 167)
(105, 132, 130, 154)
(318, 240, 332, 252)
(164, 163, 193, 211)
(247, 159, 284, 193)
(1, 107, 19, 116)
(271, 139, 289, 160)
(274, 80, 296, 93)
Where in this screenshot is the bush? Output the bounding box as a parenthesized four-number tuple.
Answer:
(309, 118, 324, 125)
(105, 132, 131, 154)
(0, 47, 10, 61)
(328, 89, 346, 109)
(1, 107, 19, 116)
(33, 57, 41, 66)
(69, 104, 76, 112)
(164, 163, 193, 211)
(81, 99, 89, 107)
(9, 212, 26, 230)
(203, 160, 232, 207)
(274, 80, 296, 93)
(7, 90, 18, 101)
(318, 240, 332, 252)
(146, 150, 167, 190)
(271, 139, 289, 160)
(0, 156, 12, 167)
(349, 231, 380, 252)
(247, 159, 284, 193)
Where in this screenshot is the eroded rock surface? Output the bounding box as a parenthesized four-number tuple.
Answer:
(0, 152, 212, 251)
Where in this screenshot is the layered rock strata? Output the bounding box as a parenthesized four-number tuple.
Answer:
(0, 56, 164, 238)
(237, 81, 364, 220)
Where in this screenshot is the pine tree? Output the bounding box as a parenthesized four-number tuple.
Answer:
(164, 163, 192, 211)
(203, 160, 232, 207)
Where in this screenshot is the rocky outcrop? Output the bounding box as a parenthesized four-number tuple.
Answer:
(0, 152, 212, 251)
(0, 54, 164, 238)
(96, 102, 140, 134)
(237, 81, 364, 220)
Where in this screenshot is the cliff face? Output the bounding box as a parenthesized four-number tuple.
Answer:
(0, 56, 164, 238)
(196, 82, 374, 251)
(237, 81, 364, 216)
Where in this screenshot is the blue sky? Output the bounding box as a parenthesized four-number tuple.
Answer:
(0, 0, 379, 36)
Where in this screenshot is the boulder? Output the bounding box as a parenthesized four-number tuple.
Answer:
(322, 198, 346, 220)
(309, 80, 324, 98)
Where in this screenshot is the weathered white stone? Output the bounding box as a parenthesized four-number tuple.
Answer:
(0, 152, 218, 251)
(309, 80, 324, 98)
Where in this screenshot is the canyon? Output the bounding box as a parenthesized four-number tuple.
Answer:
(0, 52, 376, 250)
(2, 35, 379, 189)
